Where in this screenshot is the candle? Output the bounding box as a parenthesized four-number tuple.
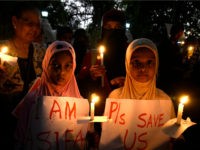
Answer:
(98, 45, 105, 87)
(176, 95, 189, 124)
(99, 45, 105, 66)
(90, 93, 99, 120)
(0, 46, 17, 66)
(0, 46, 8, 66)
(187, 45, 194, 59)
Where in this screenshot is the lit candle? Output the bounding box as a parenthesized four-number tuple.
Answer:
(99, 45, 105, 66)
(90, 93, 99, 120)
(98, 45, 105, 87)
(0, 46, 8, 66)
(187, 45, 194, 59)
(176, 95, 189, 124)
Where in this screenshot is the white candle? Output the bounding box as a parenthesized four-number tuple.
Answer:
(99, 45, 105, 66)
(0, 46, 8, 66)
(176, 95, 189, 124)
(90, 101, 95, 120)
(98, 45, 105, 87)
(90, 93, 99, 120)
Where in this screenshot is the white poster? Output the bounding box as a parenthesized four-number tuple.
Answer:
(25, 96, 89, 150)
(99, 98, 174, 150)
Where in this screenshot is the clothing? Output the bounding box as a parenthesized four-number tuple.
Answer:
(108, 38, 175, 115)
(0, 39, 46, 149)
(107, 38, 175, 149)
(0, 40, 45, 94)
(12, 41, 82, 148)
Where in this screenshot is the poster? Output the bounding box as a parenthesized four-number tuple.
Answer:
(25, 96, 89, 150)
(99, 98, 174, 150)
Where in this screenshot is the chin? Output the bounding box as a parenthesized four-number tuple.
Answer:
(136, 78, 149, 83)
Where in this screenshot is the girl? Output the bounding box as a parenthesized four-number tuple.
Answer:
(13, 41, 82, 149)
(109, 38, 175, 102)
(106, 38, 175, 149)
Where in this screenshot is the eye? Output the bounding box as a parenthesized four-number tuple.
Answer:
(65, 63, 73, 70)
(50, 63, 60, 70)
(147, 60, 155, 67)
(131, 60, 141, 68)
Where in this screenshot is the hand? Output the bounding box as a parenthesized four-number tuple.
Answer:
(110, 76, 125, 87)
(89, 65, 106, 80)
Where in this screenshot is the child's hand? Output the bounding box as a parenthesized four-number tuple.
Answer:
(110, 76, 125, 87)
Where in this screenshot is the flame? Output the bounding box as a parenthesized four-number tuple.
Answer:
(180, 95, 189, 104)
(1, 46, 8, 54)
(99, 45, 105, 54)
(91, 93, 99, 103)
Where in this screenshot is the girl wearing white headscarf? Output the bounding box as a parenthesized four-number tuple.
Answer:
(109, 38, 173, 101)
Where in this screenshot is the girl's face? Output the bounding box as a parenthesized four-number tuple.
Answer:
(130, 47, 156, 83)
(13, 10, 41, 43)
(47, 51, 73, 86)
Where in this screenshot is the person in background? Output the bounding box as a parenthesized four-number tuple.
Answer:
(12, 41, 82, 149)
(108, 38, 175, 149)
(0, 2, 45, 148)
(72, 28, 90, 75)
(76, 9, 129, 139)
(56, 26, 73, 43)
(157, 22, 185, 98)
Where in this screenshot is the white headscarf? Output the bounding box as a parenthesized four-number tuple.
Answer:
(110, 38, 162, 100)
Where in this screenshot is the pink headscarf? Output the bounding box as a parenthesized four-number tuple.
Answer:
(12, 41, 82, 144)
(38, 40, 82, 97)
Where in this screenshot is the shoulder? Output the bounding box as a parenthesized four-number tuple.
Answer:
(156, 88, 171, 100)
(108, 87, 123, 98)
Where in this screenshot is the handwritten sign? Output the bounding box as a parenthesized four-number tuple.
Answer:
(99, 98, 174, 150)
(26, 96, 89, 150)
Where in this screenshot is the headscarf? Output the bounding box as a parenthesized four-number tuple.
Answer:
(120, 38, 158, 99)
(12, 41, 82, 144)
(38, 40, 81, 97)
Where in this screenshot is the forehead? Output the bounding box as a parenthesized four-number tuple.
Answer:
(131, 47, 155, 59)
(51, 51, 72, 60)
(20, 8, 40, 16)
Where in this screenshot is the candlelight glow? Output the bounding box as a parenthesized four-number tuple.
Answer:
(99, 45, 105, 54)
(187, 45, 194, 59)
(180, 95, 189, 104)
(1, 46, 8, 53)
(176, 95, 189, 124)
(91, 93, 99, 103)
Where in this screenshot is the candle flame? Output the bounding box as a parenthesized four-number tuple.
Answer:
(91, 93, 99, 103)
(187, 45, 194, 52)
(180, 95, 189, 104)
(1, 46, 8, 54)
(99, 45, 105, 54)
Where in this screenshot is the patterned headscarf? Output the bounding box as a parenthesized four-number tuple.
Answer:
(38, 40, 81, 97)
(120, 38, 158, 99)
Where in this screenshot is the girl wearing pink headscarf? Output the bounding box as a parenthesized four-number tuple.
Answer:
(13, 41, 82, 148)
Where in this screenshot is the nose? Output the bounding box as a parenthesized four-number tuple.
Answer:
(139, 64, 147, 72)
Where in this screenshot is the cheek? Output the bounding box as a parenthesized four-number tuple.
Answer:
(47, 68, 56, 82)
(148, 68, 156, 79)
(130, 68, 137, 78)
(64, 70, 73, 80)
